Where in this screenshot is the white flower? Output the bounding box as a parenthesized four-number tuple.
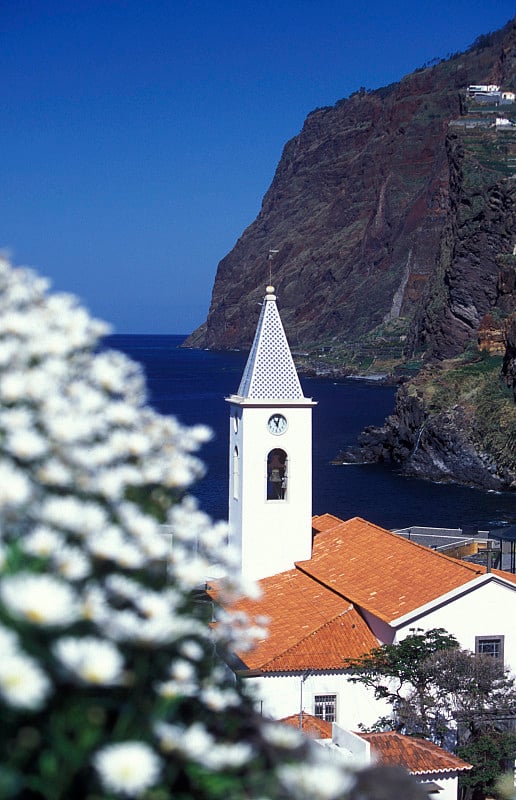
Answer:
(93, 742, 161, 797)
(278, 762, 355, 800)
(0, 461, 32, 507)
(0, 371, 27, 402)
(204, 741, 253, 770)
(22, 526, 64, 558)
(37, 458, 73, 487)
(154, 722, 252, 771)
(0, 652, 51, 710)
(94, 465, 142, 501)
(200, 685, 240, 711)
(41, 496, 108, 536)
(53, 545, 91, 580)
(0, 624, 19, 655)
(179, 639, 204, 661)
(262, 721, 304, 749)
(54, 636, 124, 685)
(155, 721, 212, 757)
(0, 407, 33, 429)
(82, 585, 109, 625)
(0, 573, 80, 626)
(88, 528, 146, 569)
(103, 609, 179, 645)
(6, 429, 48, 460)
(155, 678, 197, 699)
(173, 657, 196, 680)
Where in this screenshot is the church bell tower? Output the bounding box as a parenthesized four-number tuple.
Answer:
(226, 285, 316, 581)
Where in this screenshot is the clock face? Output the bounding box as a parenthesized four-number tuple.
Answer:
(267, 413, 288, 435)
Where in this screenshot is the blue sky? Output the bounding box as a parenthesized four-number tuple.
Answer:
(2, 1, 515, 334)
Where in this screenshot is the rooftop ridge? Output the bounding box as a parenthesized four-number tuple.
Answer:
(313, 516, 487, 575)
(296, 516, 488, 624)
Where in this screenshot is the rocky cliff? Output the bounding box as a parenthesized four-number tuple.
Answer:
(343, 352, 516, 490)
(186, 17, 516, 491)
(186, 18, 515, 354)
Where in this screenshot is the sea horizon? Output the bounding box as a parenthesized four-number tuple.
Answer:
(105, 334, 516, 534)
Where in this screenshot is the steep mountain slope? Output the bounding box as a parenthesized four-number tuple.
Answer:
(186, 17, 516, 491)
(186, 19, 515, 354)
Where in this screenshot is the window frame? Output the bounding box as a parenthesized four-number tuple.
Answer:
(232, 446, 239, 500)
(266, 448, 288, 502)
(313, 693, 337, 722)
(475, 635, 505, 662)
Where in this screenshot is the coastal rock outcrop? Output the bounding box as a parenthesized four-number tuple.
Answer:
(343, 378, 516, 491)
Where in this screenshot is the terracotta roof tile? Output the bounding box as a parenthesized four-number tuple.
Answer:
(209, 514, 516, 674)
(212, 567, 377, 672)
(297, 517, 485, 622)
(358, 731, 472, 774)
(280, 713, 332, 739)
(312, 514, 344, 534)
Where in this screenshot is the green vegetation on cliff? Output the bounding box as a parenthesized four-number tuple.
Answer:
(416, 352, 516, 472)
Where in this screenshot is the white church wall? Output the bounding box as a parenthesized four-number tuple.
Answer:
(394, 578, 516, 672)
(361, 609, 395, 645)
(229, 402, 314, 580)
(419, 775, 459, 800)
(244, 672, 390, 731)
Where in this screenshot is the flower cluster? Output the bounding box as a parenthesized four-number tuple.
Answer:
(0, 258, 356, 799)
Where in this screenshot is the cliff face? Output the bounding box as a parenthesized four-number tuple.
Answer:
(503, 311, 516, 399)
(344, 354, 516, 491)
(408, 128, 516, 359)
(187, 17, 516, 492)
(186, 19, 515, 352)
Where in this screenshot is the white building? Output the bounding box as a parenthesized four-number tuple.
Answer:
(210, 282, 516, 791)
(216, 512, 516, 729)
(225, 284, 316, 580)
(280, 714, 472, 800)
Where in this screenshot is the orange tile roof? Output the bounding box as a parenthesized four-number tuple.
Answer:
(209, 514, 516, 674)
(214, 567, 378, 672)
(358, 731, 472, 774)
(298, 516, 486, 623)
(280, 713, 332, 739)
(312, 514, 344, 534)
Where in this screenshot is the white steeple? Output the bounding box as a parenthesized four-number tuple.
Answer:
(226, 285, 316, 581)
(237, 286, 304, 400)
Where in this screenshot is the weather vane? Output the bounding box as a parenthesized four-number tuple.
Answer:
(268, 249, 279, 286)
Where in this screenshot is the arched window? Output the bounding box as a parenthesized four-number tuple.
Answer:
(267, 448, 288, 501)
(233, 446, 239, 500)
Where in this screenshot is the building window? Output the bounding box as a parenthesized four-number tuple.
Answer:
(233, 447, 239, 500)
(314, 694, 336, 722)
(475, 636, 504, 662)
(267, 448, 288, 500)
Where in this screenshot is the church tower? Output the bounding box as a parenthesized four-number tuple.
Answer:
(226, 285, 316, 581)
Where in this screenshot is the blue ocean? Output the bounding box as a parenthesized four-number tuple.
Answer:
(105, 334, 515, 533)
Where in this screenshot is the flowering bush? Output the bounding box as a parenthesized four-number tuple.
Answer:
(0, 258, 356, 799)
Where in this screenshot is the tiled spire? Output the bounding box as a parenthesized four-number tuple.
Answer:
(237, 286, 304, 400)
